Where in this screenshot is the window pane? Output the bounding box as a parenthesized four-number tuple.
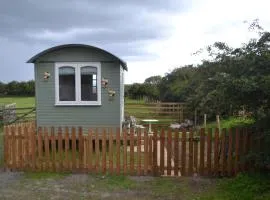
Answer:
(59, 66, 75, 101)
(81, 66, 97, 101)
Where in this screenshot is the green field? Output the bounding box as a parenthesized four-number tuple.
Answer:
(0, 96, 35, 108)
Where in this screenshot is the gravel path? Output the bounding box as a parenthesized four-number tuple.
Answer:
(0, 170, 216, 200)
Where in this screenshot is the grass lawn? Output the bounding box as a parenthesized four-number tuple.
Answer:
(0, 171, 269, 200)
(199, 173, 270, 200)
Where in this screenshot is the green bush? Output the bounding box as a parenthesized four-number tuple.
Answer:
(199, 173, 270, 200)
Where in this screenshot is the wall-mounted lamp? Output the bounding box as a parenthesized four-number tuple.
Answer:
(108, 89, 116, 97)
(102, 78, 109, 88)
(44, 72, 50, 80)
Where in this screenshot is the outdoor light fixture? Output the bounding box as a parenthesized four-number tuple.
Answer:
(102, 77, 109, 88)
(43, 72, 50, 80)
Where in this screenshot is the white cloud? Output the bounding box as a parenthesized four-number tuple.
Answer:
(125, 0, 270, 84)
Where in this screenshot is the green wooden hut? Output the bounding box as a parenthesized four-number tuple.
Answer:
(27, 44, 127, 130)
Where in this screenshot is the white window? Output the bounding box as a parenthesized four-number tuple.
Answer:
(55, 62, 101, 106)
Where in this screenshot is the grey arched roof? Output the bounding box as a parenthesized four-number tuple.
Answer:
(27, 44, 127, 71)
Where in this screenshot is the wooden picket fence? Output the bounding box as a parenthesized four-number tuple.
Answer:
(3, 122, 266, 177)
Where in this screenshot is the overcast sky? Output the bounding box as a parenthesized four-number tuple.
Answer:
(1, 0, 270, 84)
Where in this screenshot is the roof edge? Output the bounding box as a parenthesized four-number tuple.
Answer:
(26, 44, 127, 71)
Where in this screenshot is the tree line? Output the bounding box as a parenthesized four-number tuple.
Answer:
(126, 20, 270, 124)
(0, 80, 35, 96)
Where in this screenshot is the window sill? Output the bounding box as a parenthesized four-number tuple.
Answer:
(55, 102, 102, 106)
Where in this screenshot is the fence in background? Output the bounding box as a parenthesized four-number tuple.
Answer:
(3, 122, 266, 177)
(0, 103, 16, 124)
(125, 102, 186, 124)
(0, 105, 35, 125)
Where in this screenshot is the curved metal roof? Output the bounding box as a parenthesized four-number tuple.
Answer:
(27, 44, 127, 71)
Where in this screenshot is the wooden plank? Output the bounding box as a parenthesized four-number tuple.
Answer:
(71, 127, 76, 170)
(57, 127, 63, 172)
(137, 129, 142, 176)
(167, 129, 172, 176)
(130, 129, 135, 175)
(51, 127, 56, 172)
(3, 126, 8, 169)
(109, 129, 113, 174)
(31, 125, 36, 170)
(37, 127, 43, 171)
(102, 130, 106, 174)
(64, 128, 70, 170)
(188, 131, 194, 176)
(44, 127, 49, 171)
(194, 137, 198, 174)
(213, 128, 219, 176)
(221, 128, 227, 176)
(24, 126, 30, 170)
(18, 126, 23, 170)
(199, 128, 205, 176)
(116, 129, 120, 175)
(95, 129, 100, 173)
(123, 129, 127, 175)
(21, 125, 25, 166)
(88, 129, 93, 172)
(207, 129, 212, 176)
(174, 130, 179, 176)
(160, 129, 165, 175)
(234, 128, 240, 175)
(181, 131, 186, 176)
(227, 129, 233, 176)
(11, 126, 16, 170)
(242, 128, 248, 171)
(248, 128, 253, 171)
(78, 127, 83, 170)
(144, 129, 148, 175)
(153, 130, 158, 176)
(148, 135, 153, 174)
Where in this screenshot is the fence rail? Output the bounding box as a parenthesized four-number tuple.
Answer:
(126, 102, 186, 123)
(3, 122, 266, 177)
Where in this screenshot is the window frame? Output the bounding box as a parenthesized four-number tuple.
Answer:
(55, 62, 101, 106)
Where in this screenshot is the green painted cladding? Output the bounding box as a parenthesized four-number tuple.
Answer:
(34, 47, 123, 130)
